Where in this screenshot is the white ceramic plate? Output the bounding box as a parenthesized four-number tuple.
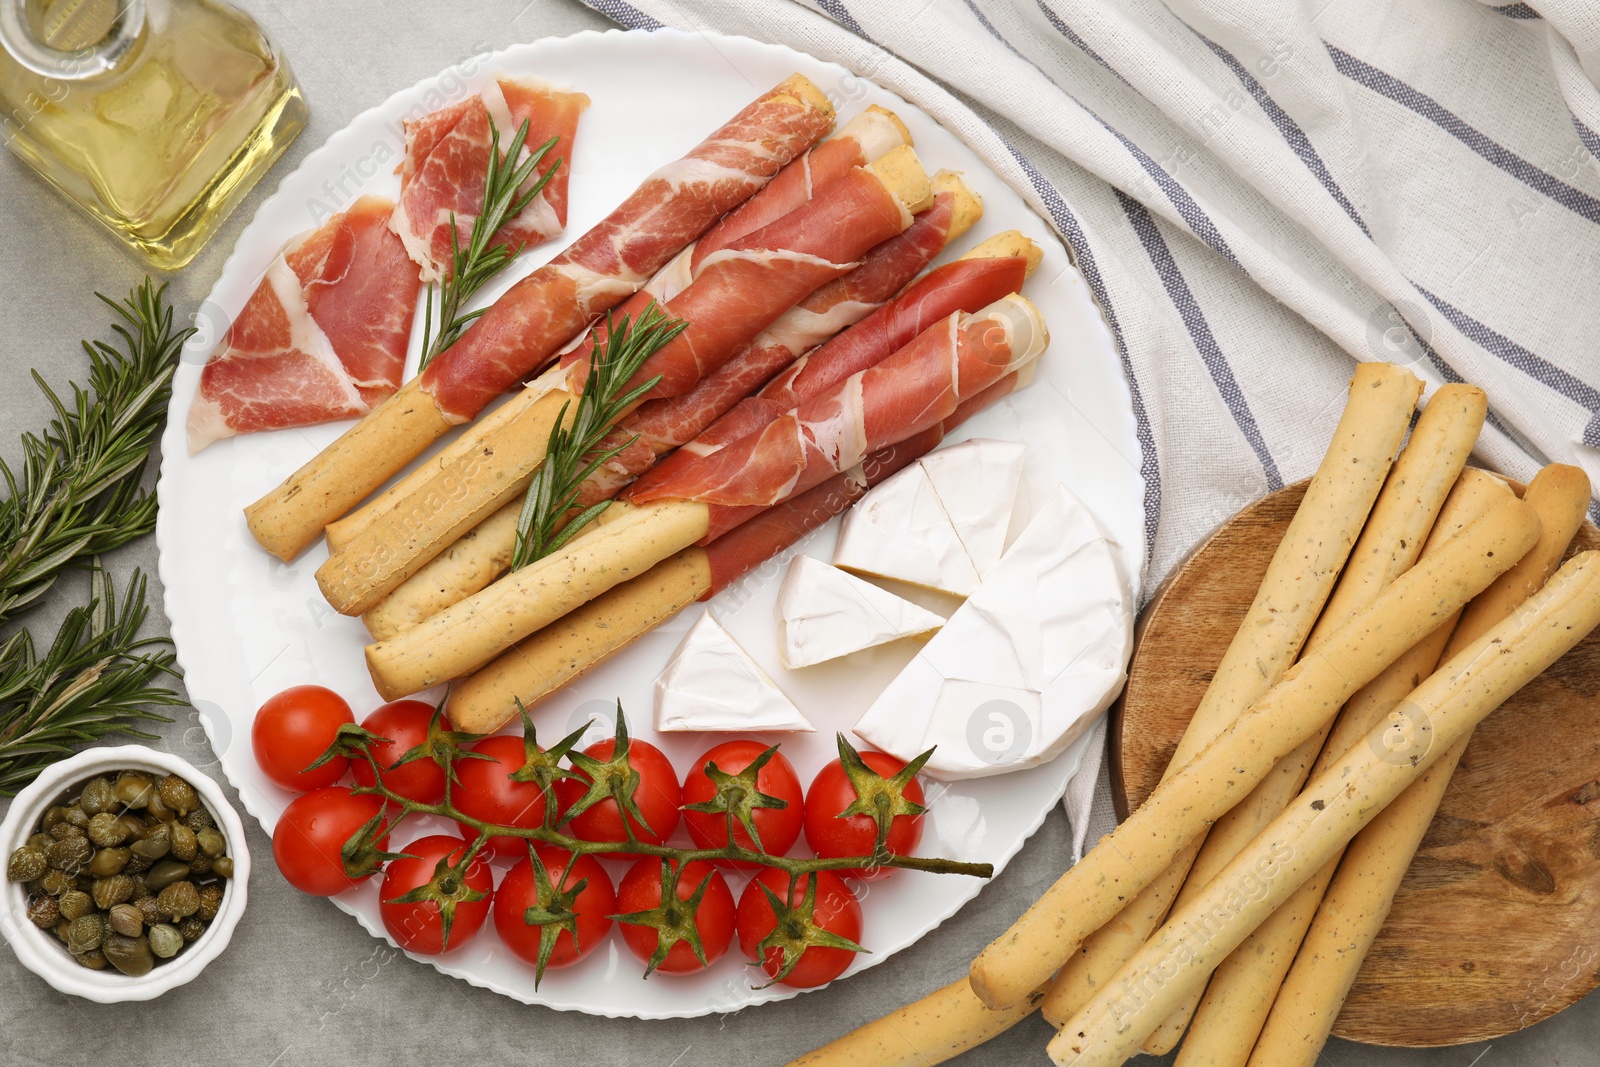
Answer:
(156, 28, 1145, 1019)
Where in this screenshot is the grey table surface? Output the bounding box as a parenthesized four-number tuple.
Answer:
(0, 2, 1596, 1064)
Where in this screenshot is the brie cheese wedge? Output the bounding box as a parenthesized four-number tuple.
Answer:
(655, 613, 814, 732)
(777, 555, 945, 669)
(832, 461, 981, 595)
(919, 438, 1027, 579)
(853, 482, 1133, 779)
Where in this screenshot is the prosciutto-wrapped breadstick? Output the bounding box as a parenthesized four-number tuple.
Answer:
(359, 179, 1009, 642)
(362, 294, 1047, 701)
(390, 78, 589, 281)
(244, 74, 835, 562)
(317, 147, 934, 617)
(445, 376, 1023, 734)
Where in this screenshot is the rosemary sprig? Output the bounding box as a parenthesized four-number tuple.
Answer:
(417, 119, 561, 369)
(0, 564, 181, 796)
(0, 280, 189, 794)
(0, 280, 189, 627)
(510, 305, 685, 569)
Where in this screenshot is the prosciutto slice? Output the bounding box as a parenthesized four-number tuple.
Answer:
(391, 78, 589, 282)
(628, 294, 1047, 540)
(574, 185, 963, 506)
(187, 196, 421, 453)
(418, 76, 834, 423)
(701, 375, 1020, 594)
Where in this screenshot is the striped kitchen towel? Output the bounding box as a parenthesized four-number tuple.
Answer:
(579, 0, 1600, 853)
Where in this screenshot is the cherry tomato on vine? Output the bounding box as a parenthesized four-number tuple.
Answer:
(272, 786, 388, 896)
(803, 750, 925, 881)
(379, 835, 494, 955)
(252, 684, 354, 791)
(555, 737, 681, 846)
(453, 735, 547, 860)
(736, 868, 863, 988)
(614, 858, 734, 975)
(494, 847, 616, 973)
(681, 740, 803, 867)
(350, 700, 450, 805)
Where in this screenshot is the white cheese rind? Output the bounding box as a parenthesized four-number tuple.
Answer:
(655, 613, 814, 732)
(777, 555, 945, 669)
(919, 438, 1027, 579)
(832, 462, 981, 595)
(853, 482, 1133, 779)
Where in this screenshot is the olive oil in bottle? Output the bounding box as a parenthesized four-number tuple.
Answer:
(0, 0, 308, 269)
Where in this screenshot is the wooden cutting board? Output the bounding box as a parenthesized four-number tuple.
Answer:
(1111, 477, 1600, 1047)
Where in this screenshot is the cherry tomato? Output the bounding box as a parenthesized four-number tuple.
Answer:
(378, 835, 494, 955)
(615, 858, 734, 975)
(252, 685, 355, 791)
(351, 700, 448, 805)
(736, 868, 863, 988)
(803, 750, 925, 880)
(681, 740, 803, 867)
(452, 735, 547, 861)
(494, 847, 616, 972)
(272, 786, 389, 896)
(555, 737, 681, 846)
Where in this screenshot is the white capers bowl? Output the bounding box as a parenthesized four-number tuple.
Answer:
(0, 745, 250, 1002)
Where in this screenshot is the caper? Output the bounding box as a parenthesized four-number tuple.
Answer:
(195, 883, 224, 922)
(46, 836, 91, 873)
(75, 873, 95, 892)
(36, 869, 70, 896)
(147, 923, 183, 959)
(26, 832, 50, 852)
(133, 895, 162, 927)
(86, 847, 129, 878)
(56, 889, 92, 921)
(169, 824, 197, 863)
(195, 827, 225, 859)
(211, 856, 234, 880)
(52, 919, 70, 943)
(102, 933, 153, 977)
(8, 846, 47, 883)
(129, 825, 170, 862)
(145, 792, 175, 823)
(61, 806, 89, 830)
(91, 874, 137, 910)
(40, 806, 68, 832)
(47, 821, 84, 842)
(124, 851, 152, 875)
(107, 903, 143, 938)
(143, 859, 191, 893)
(86, 812, 129, 848)
(188, 853, 213, 877)
(156, 880, 200, 919)
(178, 917, 204, 942)
(116, 813, 146, 839)
(158, 775, 198, 816)
(26, 895, 59, 928)
(183, 808, 215, 833)
(74, 949, 108, 971)
(65, 913, 103, 954)
(77, 776, 115, 815)
(112, 772, 155, 809)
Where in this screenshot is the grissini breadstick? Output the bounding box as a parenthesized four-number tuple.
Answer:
(324, 106, 920, 554)
(243, 74, 835, 562)
(1135, 384, 1486, 1052)
(318, 148, 934, 618)
(366, 295, 1046, 701)
(1247, 463, 1592, 1067)
(1048, 547, 1600, 1067)
(967, 495, 1539, 1011)
(358, 202, 1022, 641)
(1040, 363, 1422, 1022)
(1169, 466, 1512, 1067)
(445, 374, 1020, 733)
(783, 978, 1049, 1067)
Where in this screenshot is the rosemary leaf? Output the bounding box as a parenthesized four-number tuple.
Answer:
(417, 119, 562, 369)
(510, 305, 685, 569)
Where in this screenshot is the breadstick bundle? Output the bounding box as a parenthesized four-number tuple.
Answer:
(783, 365, 1600, 1067)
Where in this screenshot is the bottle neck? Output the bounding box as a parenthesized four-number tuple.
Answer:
(0, 0, 146, 80)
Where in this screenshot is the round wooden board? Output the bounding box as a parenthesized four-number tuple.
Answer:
(1111, 477, 1600, 1048)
